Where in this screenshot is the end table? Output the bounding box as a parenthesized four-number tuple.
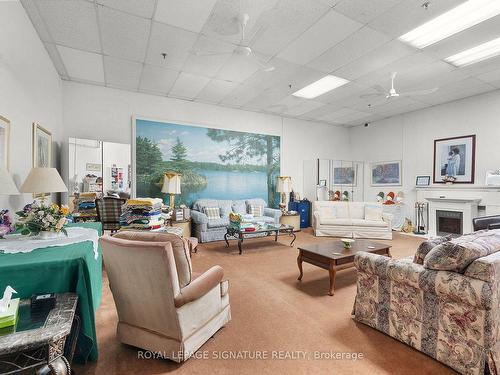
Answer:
(280, 213, 300, 232)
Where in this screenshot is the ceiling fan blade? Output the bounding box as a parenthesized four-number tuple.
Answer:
(373, 84, 387, 93)
(360, 92, 385, 99)
(250, 53, 275, 72)
(190, 50, 233, 57)
(400, 87, 439, 96)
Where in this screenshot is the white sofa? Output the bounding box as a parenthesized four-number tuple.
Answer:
(312, 201, 393, 240)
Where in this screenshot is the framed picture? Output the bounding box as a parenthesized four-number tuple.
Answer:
(416, 175, 431, 186)
(33, 123, 52, 168)
(0, 116, 10, 170)
(318, 179, 327, 187)
(86, 163, 102, 172)
(370, 160, 402, 186)
(433, 134, 475, 183)
(333, 166, 357, 186)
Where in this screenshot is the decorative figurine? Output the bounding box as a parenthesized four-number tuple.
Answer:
(384, 192, 396, 205)
(376, 192, 385, 202)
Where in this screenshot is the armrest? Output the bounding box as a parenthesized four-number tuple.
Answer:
(382, 212, 393, 224)
(263, 207, 281, 222)
(174, 266, 224, 308)
(313, 211, 320, 228)
(190, 210, 208, 224)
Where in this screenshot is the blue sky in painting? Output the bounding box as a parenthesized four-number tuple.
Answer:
(136, 119, 266, 165)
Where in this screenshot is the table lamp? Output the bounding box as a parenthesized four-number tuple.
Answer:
(276, 176, 292, 212)
(0, 167, 20, 196)
(161, 172, 181, 208)
(20, 167, 68, 203)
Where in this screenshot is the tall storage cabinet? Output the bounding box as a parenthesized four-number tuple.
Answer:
(288, 200, 311, 228)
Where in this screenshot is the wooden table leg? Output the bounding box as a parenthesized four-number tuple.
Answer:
(387, 248, 392, 258)
(297, 252, 303, 281)
(328, 262, 337, 296)
(238, 234, 243, 255)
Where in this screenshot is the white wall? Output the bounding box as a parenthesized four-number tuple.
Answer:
(61, 81, 351, 201)
(349, 89, 500, 214)
(0, 1, 63, 211)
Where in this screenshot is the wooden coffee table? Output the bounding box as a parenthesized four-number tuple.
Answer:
(297, 240, 391, 296)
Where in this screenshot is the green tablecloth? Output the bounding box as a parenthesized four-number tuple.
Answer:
(0, 222, 102, 363)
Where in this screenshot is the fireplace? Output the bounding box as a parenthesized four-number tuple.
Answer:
(436, 210, 463, 237)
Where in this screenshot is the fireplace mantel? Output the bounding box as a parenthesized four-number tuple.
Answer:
(424, 197, 479, 236)
(424, 197, 482, 204)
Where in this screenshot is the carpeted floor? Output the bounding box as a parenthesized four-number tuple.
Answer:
(75, 230, 457, 375)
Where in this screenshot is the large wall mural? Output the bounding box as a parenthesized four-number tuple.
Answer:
(134, 118, 281, 207)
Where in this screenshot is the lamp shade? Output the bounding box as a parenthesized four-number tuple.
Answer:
(20, 168, 68, 194)
(161, 172, 181, 194)
(0, 167, 19, 195)
(276, 176, 292, 193)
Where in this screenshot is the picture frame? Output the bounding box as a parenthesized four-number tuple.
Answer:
(433, 134, 475, 184)
(172, 208, 184, 222)
(33, 123, 52, 168)
(416, 175, 431, 186)
(318, 179, 327, 187)
(370, 160, 402, 186)
(333, 165, 357, 186)
(0, 116, 10, 170)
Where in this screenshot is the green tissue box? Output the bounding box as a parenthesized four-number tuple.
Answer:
(0, 298, 20, 329)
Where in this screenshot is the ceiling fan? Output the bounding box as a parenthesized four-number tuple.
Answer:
(191, 13, 275, 72)
(360, 72, 438, 100)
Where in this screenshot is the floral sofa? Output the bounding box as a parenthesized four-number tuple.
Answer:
(353, 230, 500, 375)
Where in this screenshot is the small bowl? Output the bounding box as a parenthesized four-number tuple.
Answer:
(341, 238, 355, 249)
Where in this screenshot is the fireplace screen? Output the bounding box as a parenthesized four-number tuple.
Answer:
(436, 210, 463, 237)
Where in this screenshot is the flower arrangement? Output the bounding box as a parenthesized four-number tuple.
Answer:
(0, 210, 14, 238)
(16, 202, 70, 236)
(442, 175, 457, 184)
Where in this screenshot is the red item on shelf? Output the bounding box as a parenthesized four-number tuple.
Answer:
(244, 227, 256, 232)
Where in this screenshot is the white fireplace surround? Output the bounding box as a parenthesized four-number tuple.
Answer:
(425, 197, 480, 236)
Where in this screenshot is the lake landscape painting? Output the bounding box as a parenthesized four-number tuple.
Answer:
(134, 118, 281, 207)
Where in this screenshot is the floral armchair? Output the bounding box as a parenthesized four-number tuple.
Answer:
(353, 233, 500, 375)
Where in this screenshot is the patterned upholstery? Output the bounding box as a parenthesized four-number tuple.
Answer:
(353, 247, 500, 375)
(204, 207, 220, 220)
(248, 204, 263, 217)
(95, 197, 125, 232)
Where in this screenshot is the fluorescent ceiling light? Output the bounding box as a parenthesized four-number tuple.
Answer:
(445, 36, 500, 67)
(292, 75, 349, 99)
(399, 0, 500, 49)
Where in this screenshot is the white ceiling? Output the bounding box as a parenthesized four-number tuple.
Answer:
(21, 0, 500, 127)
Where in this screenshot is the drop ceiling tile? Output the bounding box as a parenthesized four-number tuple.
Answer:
(320, 107, 362, 121)
(154, 0, 218, 33)
(250, 0, 330, 55)
(195, 79, 239, 103)
(215, 54, 262, 83)
(169, 72, 210, 99)
(97, 0, 156, 19)
(369, 0, 467, 39)
(21, 0, 52, 42)
(307, 26, 391, 73)
(139, 64, 179, 95)
(243, 57, 299, 90)
(300, 103, 345, 120)
(56, 45, 104, 83)
(477, 68, 500, 84)
(315, 81, 369, 104)
(284, 100, 325, 116)
(458, 55, 500, 77)
(98, 6, 151, 62)
(277, 10, 362, 65)
(104, 56, 142, 89)
(333, 0, 402, 24)
(287, 65, 327, 94)
(416, 77, 495, 105)
(44, 43, 69, 78)
(333, 40, 415, 80)
(245, 85, 294, 110)
(35, 0, 101, 52)
(220, 84, 263, 107)
(426, 15, 500, 59)
(146, 22, 198, 70)
(335, 109, 372, 123)
(182, 36, 234, 77)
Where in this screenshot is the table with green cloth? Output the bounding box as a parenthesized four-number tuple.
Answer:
(0, 222, 103, 363)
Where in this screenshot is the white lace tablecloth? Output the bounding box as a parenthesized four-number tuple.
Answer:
(0, 227, 99, 259)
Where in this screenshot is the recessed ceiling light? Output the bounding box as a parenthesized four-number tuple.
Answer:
(292, 75, 349, 99)
(399, 0, 500, 49)
(445, 36, 500, 67)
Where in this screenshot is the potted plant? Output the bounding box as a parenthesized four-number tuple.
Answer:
(16, 202, 70, 239)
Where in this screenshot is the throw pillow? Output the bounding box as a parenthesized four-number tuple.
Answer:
(204, 207, 220, 220)
(248, 204, 263, 217)
(413, 235, 451, 265)
(232, 202, 246, 215)
(364, 204, 383, 221)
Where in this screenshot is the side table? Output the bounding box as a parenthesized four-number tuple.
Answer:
(280, 214, 300, 232)
(0, 293, 79, 375)
(171, 219, 191, 238)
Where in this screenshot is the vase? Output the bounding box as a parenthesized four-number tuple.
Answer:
(38, 231, 62, 240)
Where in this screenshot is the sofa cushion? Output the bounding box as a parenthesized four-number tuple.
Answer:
(463, 251, 500, 283)
(219, 200, 232, 217)
(424, 229, 500, 272)
(204, 207, 220, 220)
(245, 198, 267, 208)
(351, 219, 388, 228)
(364, 203, 383, 221)
(231, 201, 246, 215)
(413, 235, 452, 265)
(320, 218, 352, 226)
(350, 203, 365, 219)
(207, 218, 229, 228)
(193, 199, 219, 213)
(334, 203, 350, 218)
(248, 204, 263, 217)
(319, 205, 337, 219)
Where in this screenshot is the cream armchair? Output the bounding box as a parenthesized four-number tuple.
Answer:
(100, 232, 231, 362)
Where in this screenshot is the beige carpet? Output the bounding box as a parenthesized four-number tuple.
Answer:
(75, 230, 457, 375)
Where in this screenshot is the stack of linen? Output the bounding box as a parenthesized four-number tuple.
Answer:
(120, 198, 164, 231)
(77, 192, 98, 219)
